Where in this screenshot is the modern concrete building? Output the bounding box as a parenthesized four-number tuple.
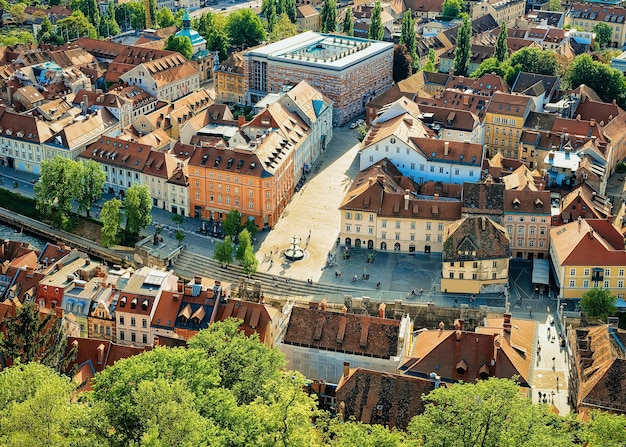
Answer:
(243, 32, 394, 125)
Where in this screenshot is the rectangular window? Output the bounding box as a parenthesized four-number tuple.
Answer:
(570, 268, 576, 276)
(410, 233, 415, 240)
(395, 221, 400, 229)
(395, 233, 400, 240)
(382, 220, 387, 228)
(355, 225, 361, 233)
(142, 319, 147, 328)
(472, 273, 477, 280)
(473, 262, 478, 268)
(583, 280, 589, 288)
(426, 222, 431, 230)
(369, 214, 374, 222)
(604, 280, 610, 288)
(619, 280, 624, 288)
(120, 331, 125, 341)
(492, 273, 497, 279)
(620, 269, 625, 276)
(119, 316, 124, 325)
(455, 169, 459, 175)
(130, 317, 136, 327)
(355, 213, 362, 220)
(530, 227, 536, 235)
(493, 261, 497, 268)
(469, 171, 474, 177)
(346, 212, 351, 220)
(368, 227, 374, 234)
(381, 232, 386, 239)
(346, 225, 351, 232)
(605, 269, 611, 277)
(584, 268, 590, 276)
(460, 261, 465, 268)
(449, 272, 454, 279)
(569, 280, 575, 287)
(142, 334, 148, 344)
(459, 272, 464, 279)
(410, 222, 415, 229)
(426, 234, 431, 241)
(131, 332, 136, 342)
(437, 223, 443, 231)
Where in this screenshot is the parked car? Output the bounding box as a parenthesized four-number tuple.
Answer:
(349, 122, 358, 129)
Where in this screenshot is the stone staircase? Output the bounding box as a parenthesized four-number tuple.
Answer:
(172, 250, 369, 298)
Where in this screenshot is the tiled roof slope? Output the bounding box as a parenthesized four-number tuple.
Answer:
(283, 306, 400, 359)
(443, 216, 510, 261)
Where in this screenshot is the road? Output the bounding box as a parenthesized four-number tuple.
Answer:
(189, 0, 261, 17)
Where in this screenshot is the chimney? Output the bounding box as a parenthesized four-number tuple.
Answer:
(83, 93, 88, 114)
(481, 216, 486, 231)
(404, 190, 410, 211)
(444, 141, 449, 156)
(342, 305, 347, 315)
(454, 318, 464, 331)
(378, 302, 386, 318)
(438, 321, 444, 331)
(238, 115, 245, 128)
(97, 343, 105, 364)
(368, 176, 375, 186)
(503, 313, 512, 333)
(194, 275, 202, 284)
(589, 229, 594, 240)
(177, 280, 184, 292)
(578, 216, 582, 230)
(538, 182, 543, 191)
(434, 193, 439, 201)
(429, 372, 441, 389)
(320, 298, 327, 311)
(589, 118, 596, 127)
(343, 361, 350, 378)
(7, 85, 12, 105)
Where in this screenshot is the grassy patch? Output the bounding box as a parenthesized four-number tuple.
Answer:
(0, 188, 39, 218)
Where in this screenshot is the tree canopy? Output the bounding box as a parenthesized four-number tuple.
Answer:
(453, 14, 471, 76)
(581, 288, 617, 321)
(164, 34, 194, 59)
(226, 9, 266, 50)
(400, 10, 418, 68)
(320, 0, 337, 33)
(564, 54, 626, 108)
(494, 21, 508, 63)
(393, 44, 413, 82)
(342, 6, 354, 36)
(592, 22, 612, 48)
(442, 0, 463, 20)
(368, 0, 384, 40)
(100, 198, 123, 248)
(123, 184, 152, 239)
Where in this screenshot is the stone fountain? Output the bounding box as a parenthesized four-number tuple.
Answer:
(284, 234, 305, 261)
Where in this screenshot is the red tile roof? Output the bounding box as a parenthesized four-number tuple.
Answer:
(283, 306, 400, 359)
(551, 218, 626, 266)
(80, 137, 152, 172)
(336, 367, 437, 429)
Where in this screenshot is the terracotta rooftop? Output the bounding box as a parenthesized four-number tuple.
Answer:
(569, 325, 626, 414)
(217, 299, 281, 345)
(462, 179, 505, 215)
(283, 306, 400, 359)
(80, 137, 152, 172)
(504, 188, 551, 214)
(401, 316, 535, 387)
(550, 218, 626, 266)
(556, 183, 612, 225)
(442, 216, 510, 261)
(340, 160, 462, 220)
(336, 367, 437, 429)
(486, 92, 532, 117)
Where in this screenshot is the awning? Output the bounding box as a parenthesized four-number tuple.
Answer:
(532, 258, 550, 286)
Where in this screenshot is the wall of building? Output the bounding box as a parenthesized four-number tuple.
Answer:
(441, 258, 510, 293)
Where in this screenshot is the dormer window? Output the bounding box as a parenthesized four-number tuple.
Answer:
(141, 299, 149, 311)
(513, 198, 520, 208)
(131, 298, 137, 309)
(119, 296, 127, 307)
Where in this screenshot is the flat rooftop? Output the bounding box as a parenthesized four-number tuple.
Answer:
(245, 32, 394, 72)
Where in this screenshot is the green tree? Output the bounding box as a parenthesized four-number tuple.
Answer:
(9, 3, 26, 24)
(400, 10, 417, 68)
(171, 213, 184, 228)
(123, 184, 152, 239)
(581, 288, 617, 321)
(0, 363, 108, 447)
(565, 54, 626, 107)
(236, 229, 258, 275)
(548, 0, 560, 10)
(148, 0, 156, 27)
(34, 156, 78, 228)
(393, 43, 413, 82)
(57, 10, 97, 39)
(408, 378, 577, 447)
(175, 229, 185, 246)
(323, 419, 411, 446)
(507, 47, 559, 83)
(226, 9, 266, 50)
(368, 0, 384, 40)
(208, 30, 229, 62)
(453, 14, 471, 76)
(213, 235, 234, 267)
(79, 0, 100, 28)
(187, 319, 286, 404)
(75, 160, 106, 217)
(285, 0, 296, 22)
(37, 17, 64, 45)
(441, 0, 463, 20)
(592, 22, 612, 48)
(0, 30, 35, 46)
(342, 6, 353, 36)
(0, 302, 77, 372)
(98, 1, 121, 37)
(265, 0, 278, 32)
(269, 13, 298, 41)
(223, 209, 243, 237)
(100, 198, 122, 248)
(243, 217, 258, 238)
(495, 21, 508, 63)
(471, 57, 511, 79)
(320, 0, 337, 33)
(156, 7, 175, 27)
(422, 48, 436, 72)
(582, 411, 626, 447)
(164, 34, 193, 59)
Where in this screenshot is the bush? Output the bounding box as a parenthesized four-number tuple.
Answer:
(615, 162, 626, 173)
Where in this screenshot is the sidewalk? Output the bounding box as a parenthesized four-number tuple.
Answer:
(531, 314, 571, 415)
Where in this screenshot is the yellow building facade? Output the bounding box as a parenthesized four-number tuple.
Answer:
(484, 92, 532, 158)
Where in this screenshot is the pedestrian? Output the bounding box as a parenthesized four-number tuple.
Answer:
(269, 259, 273, 268)
(420, 288, 424, 295)
(454, 297, 458, 305)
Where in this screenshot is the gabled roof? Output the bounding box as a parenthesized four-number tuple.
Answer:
(442, 216, 510, 261)
(0, 105, 53, 143)
(570, 325, 626, 415)
(402, 316, 535, 387)
(486, 92, 532, 117)
(551, 218, 626, 266)
(283, 306, 400, 359)
(504, 188, 551, 214)
(410, 137, 483, 165)
(511, 72, 558, 97)
(557, 183, 612, 224)
(217, 299, 281, 344)
(80, 137, 152, 171)
(340, 160, 462, 220)
(462, 179, 505, 215)
(336, 367, 437, 429)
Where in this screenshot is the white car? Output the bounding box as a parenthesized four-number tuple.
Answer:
(356, 119, 364, 125)
(349, 122, 358, 129)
